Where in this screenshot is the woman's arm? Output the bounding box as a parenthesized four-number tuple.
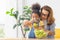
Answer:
(48, 23, 55, 35)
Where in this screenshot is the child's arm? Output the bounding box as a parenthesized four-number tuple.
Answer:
(23, 20, 32, 27)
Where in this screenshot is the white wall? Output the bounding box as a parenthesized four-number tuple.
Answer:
(0, 0, 25, 38)
(25, 0, 60, 28)
(0, 0, 23, 38)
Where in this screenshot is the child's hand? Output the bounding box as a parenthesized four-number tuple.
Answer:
(23, 20, 29, 26)
(23, 20, 32, 28)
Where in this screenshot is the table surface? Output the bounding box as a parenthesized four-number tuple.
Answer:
(0, 38, 60, 40)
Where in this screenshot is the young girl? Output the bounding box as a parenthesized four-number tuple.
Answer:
(28, 3, 41, 38)
(22, 3, 41, 38)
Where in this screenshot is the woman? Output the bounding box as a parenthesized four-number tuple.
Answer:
(41, 5, 55, 38)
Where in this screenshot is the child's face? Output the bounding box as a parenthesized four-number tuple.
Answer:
(31, 13, 40, 22)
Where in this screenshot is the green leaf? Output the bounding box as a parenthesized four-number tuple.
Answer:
(14, 11, 19, 19)
(10, 14, 15, 16)
(17, 23, 21, 26)
(24, 27, 30, 32)
(20, 17, 25, 20)
(10, 8, 14, 14)
(23, 6, 28, 9)
(13, 24, 17, 29)
(11, 8, 14, 12)
(25, 17, 30, 20)
(6, 11, 10, 14)
(13, 23, 21, 29)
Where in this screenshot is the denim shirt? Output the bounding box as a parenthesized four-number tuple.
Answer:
(44, 20, 55, 38)
(28, 27, 35, 38)
(28, 21, 39, 38)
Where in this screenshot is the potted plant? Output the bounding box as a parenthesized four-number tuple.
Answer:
(6, 6, 32, 37)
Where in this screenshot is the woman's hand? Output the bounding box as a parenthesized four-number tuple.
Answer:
(48, 31, 54, 36)
(44, 30, 54, 36)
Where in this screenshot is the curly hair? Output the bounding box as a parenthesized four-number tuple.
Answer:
(41, 5, 55, 25)
(31, 3, 41, 17)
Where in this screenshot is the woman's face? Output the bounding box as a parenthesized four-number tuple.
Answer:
(41, 9, 49, 20)
(31, 13, 40, 22)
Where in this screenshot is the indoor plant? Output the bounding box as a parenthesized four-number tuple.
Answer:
(6, 6, 32, 37)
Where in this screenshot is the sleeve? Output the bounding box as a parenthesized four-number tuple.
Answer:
(50, 22, 56, 34)
(47, 23, 56, 38)
(28, 27, 35, 38)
